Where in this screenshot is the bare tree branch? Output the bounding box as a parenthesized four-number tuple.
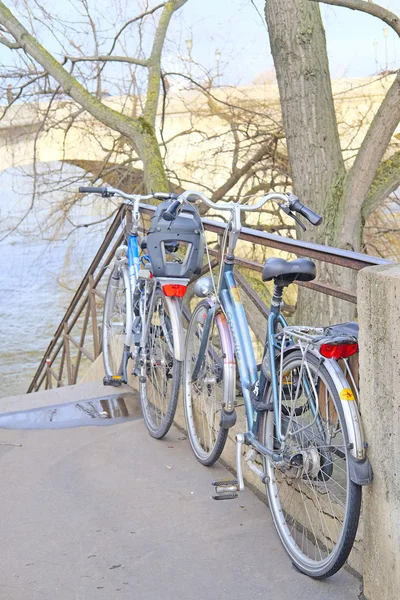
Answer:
(0, 0, 169, 191)
(0, 32, 19, 48)
(108, 3, 166, 56)
(362, 150, 400, 219)
(309, 0, 400, 37)
(211, 141, 276, 201)
(343, 71, 400, 231)
(65, 55, 149, 67)
(143, 0, 188, 126)
(309, 0, 400, 242)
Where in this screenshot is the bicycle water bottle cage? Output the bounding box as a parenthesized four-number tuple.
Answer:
(147, 201, 205, 279)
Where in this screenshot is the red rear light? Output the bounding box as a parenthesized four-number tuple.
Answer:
(320, 342, 358, 359)
(162, 284, 187, 298)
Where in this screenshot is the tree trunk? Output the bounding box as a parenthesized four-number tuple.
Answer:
(265, 0, 356, 324)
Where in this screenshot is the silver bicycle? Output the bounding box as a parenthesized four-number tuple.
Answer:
(79, 186, 203, 438)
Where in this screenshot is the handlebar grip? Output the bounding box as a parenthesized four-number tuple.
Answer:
(290, 198, 323, 226)
(153, 192, 179, 201)
(79, 186, 107, 194)
(162, 199, 182, 221)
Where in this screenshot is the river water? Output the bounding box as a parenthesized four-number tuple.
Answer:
(0, 165, 110, 398)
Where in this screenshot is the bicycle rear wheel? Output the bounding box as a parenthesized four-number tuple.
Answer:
(139, 288, 181, 438)
(261, 350, 361, 578)
(102, 265, 131, 380)
(183, 301, 232, 465)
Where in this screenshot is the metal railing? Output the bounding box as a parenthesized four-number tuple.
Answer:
(28, 203, 391, 393)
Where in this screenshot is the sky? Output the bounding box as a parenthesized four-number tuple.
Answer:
(0, 0, 398, 94)
(166, 0, 399, 85)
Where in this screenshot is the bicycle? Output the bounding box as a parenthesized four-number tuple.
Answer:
(78, 186, 204, 438)
(178, 189, 372, 578)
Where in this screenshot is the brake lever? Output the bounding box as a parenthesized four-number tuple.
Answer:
(279, 203, 306, 231)
(101, 190, 115, 198)
(290, 211, 306, 231)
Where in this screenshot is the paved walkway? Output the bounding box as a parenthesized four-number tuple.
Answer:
(0, 391, 361, 599)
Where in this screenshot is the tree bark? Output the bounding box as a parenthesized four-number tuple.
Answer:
(264, 0, 400, 325)
(265, 0, 346, 237)
(265, 0, 355, 324)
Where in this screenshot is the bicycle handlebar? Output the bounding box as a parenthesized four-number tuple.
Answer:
(79, 186, 179, 203)
(174, 190, 322, 228)
(79, 185, 322, 228)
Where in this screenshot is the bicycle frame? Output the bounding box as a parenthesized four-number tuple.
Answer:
(123, 226, 185, 363)
(196, 255, 289, 462)
(127, 233, 140, 289)
(197, 252, 371, 471)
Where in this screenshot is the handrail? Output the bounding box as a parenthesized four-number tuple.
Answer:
(27, 205, 125, 393)
(140, 202, 391, 270)
(28, 201, 388, 393)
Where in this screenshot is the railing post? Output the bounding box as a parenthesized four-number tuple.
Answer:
(46, 358, 52, 390)
(73, 301, 91, 384)
(358, 263, 400, 600)
(63, 322, 73, 385)
(89, 274, 100, 358)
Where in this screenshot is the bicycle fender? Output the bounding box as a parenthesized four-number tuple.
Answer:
(348, 454, 373, 486)
(197, 298, 237, 415)
(163, 296, 184, 361)
(279, 344, 371, 479)
(317, 354, 369, 464)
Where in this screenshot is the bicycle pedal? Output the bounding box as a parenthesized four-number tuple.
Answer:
(211, 478, 238, 487)
(212, 493, 238, 501)
(212, 478, 239, 499)
(103, 376, 126, 387)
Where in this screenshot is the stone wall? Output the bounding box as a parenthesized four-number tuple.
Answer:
(358, 264, 400, 600)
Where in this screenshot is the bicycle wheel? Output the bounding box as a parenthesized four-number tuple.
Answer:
(139, 288, 181, 439)
(261, 350, 361, 578)
(183, 301, 231, 465)
(102, 265, 131, 379)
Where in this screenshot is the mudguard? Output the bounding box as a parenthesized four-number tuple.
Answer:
(279, 344, 372, 485)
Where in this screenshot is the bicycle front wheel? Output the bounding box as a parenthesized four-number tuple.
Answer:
(183, 300, 232, 466)
(102, 265, 131, 379)
(139, 288, 181, 439)
(261, 350, 361, 578)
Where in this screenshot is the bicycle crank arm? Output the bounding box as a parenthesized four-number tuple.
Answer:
(211, 434, 245, 500)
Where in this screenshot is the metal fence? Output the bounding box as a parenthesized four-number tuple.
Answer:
(28, 203, 390, 393)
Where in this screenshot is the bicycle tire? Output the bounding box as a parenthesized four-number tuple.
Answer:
(260, 350, 361, 578)
(139, 288, 181, 439)
(102, 265, 131, 379)
(183, 300, 231, 466)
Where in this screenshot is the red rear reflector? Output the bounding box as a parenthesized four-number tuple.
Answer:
(320, 342, 358, 359)
(162, 284, 187, 298)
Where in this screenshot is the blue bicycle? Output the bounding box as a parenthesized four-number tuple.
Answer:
(180, 190, 372, 578)
(79, 186, 203, 438)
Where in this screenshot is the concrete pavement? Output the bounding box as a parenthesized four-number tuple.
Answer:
(0, 408, 362, 600)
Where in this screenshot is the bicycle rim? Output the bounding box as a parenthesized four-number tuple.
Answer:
(102, 266, 130, 377)
(262, 350, 361, 578)
(139, 289, 181, 438)
(183, 301, 229, 465)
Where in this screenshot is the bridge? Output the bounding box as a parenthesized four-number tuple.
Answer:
(0, 76, 398, 192)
